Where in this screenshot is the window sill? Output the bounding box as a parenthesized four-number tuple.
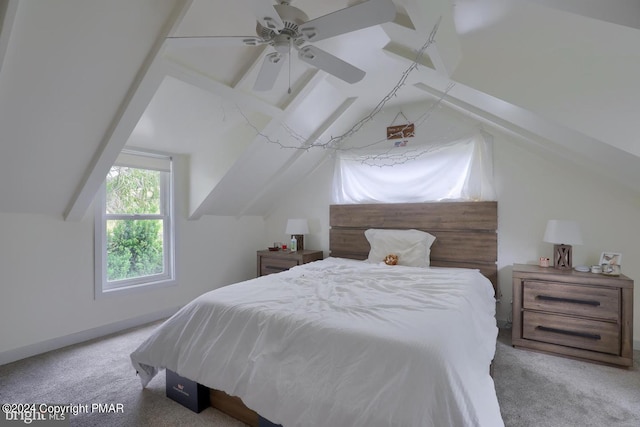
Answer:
(95, 278, 177, 299)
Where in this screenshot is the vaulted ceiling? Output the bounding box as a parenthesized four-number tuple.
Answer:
(1, 0, 639, 220)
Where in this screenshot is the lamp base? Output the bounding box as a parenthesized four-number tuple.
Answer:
(291, 234, 304, 251)
(553, 244, 572, 269)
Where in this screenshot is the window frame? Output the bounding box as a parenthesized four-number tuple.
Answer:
(94, 151, 176, 298)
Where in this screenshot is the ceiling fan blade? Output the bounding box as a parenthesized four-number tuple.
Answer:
(254, 52, 285, 91)
(166, 36, 264, 48)
(246, 0, 285, 32)
(298, 45, 365, 84)
(298, 0, 396, 42)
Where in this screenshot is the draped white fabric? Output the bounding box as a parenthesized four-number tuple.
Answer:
(332, 133, 496, 204)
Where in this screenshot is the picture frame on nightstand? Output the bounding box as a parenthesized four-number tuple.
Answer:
(599, 252, 622, 266)
(600, 252, 622, 276)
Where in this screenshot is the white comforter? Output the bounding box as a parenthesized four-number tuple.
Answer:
(131, 257, 503, 427)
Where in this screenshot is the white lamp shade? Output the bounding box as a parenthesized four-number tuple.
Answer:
(543, 220, 583, 245)
(286, 218, 309, 235)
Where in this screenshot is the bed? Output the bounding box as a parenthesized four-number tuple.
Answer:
(131, 202, 503, 426)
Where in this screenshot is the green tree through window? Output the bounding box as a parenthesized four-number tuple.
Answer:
(106, 167, 164, 281)
(95, 153, 174, 296)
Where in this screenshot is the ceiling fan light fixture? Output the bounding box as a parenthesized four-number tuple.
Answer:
(300, 27, 317, 40)
(262, 17, 279, 30)
(267, 52, 282, 64)
(299, 47, 315, 60)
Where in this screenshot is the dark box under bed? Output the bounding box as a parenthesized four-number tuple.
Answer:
(166, 369, 209, 413)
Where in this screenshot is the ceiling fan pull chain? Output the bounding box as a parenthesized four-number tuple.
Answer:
(288, 38, 292, 94)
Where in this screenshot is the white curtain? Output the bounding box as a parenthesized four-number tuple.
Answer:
(332, 133, 496, 204)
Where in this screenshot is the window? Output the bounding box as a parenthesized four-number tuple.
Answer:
(95, 150, 175, 297)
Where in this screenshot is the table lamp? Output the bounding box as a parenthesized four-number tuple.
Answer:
(543, 219, 583, 269)
(286, 219, 309, 251)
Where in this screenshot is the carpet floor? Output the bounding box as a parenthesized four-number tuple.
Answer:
(0, 322, 638, 426)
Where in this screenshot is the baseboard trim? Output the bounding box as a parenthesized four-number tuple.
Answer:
(0, 306, 180, 366)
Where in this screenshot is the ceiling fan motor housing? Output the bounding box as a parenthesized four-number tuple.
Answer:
(256, 4, 308, 47)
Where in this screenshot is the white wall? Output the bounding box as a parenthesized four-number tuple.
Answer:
(265, 103, 640, 346)
(0, 155, 265, 363)
(264, 158, 333, 255)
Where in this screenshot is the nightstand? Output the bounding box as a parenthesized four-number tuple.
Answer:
(512, 263, 634, 367)
(257, 249, 323, 277)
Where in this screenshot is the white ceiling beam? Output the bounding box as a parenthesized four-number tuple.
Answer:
(188, 71, 327, 219)
(411, 80, 640, 197)
(295, 97, 359, 150)
(228, 71, 326, 217)
(64, 0, 194, 221)
(163, 56, 284, 119)
(396, 0, 461, 77)
(381, 13, 435, 70)
(177, 52, 323, 218)
(0, 0, 19, 75)
(237, 96, 358, 218)
(279, 69, 322, 113)
(382, 42, 434, 69)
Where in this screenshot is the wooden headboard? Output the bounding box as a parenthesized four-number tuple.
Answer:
(329, 202, 498, 292)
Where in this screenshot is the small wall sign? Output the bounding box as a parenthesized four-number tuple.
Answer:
(386, 123, 415, 140)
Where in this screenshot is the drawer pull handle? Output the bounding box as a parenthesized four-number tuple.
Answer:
(536, 295, 600, 307)
(536, 325, 601, 341)
(265, 265, 289, 271)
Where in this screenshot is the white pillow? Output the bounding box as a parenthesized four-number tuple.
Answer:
(364, 228, 436, 268)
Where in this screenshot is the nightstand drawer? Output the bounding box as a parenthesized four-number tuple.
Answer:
(257, 250, 323, 277)
(523, 311, 620, 355)
(260, 257, 299, 276)
(523, 280, 620, 321)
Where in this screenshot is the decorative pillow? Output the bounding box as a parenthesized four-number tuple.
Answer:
(364, 229, 436, 268)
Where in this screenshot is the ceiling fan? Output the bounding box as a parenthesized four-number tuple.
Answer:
(167, 0, 397, 91)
